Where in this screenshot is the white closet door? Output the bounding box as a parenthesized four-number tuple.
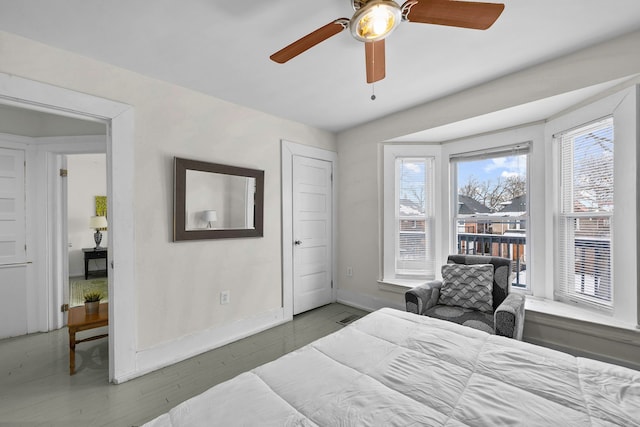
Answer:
(292, 155, 333, 315)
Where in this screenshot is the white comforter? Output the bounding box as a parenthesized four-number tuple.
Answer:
(144, 308, 640, 426)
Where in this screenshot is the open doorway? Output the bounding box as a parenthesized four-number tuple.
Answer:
(0, 102, 109, 376)
(66, 154, 108, 311)
(0, 72, 136, 383)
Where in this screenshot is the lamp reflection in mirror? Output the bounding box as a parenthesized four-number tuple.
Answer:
(89, 215, 108, 249)
(203, 210, 218, 229)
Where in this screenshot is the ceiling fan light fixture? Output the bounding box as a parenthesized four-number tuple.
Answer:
(350, 0, 401, 42)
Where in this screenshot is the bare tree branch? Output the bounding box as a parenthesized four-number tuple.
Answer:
(459, 174, 526, 211)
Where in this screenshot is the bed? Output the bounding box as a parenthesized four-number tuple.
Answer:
(144, 308, 640, 426)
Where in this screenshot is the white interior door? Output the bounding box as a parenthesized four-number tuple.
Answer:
(0, 147, 27, 339)
(292, 155, 333, 315)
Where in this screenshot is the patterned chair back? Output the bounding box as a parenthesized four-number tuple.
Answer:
(447, 255, 512, 311)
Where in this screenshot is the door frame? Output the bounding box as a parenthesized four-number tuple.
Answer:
(0, 72, 136, 383)
(40, 139, 107, 330)
(281, 140, 338, 320)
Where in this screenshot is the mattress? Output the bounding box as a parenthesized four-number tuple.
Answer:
(143, 307, 640, 426)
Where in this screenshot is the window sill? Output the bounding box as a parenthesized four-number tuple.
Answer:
(377, 278, 431, 294)
(378, 284, 639, 333)
(525, 297, 639, 332)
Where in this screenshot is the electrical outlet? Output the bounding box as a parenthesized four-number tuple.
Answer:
(346, 267, 353, 277)
(220, 290, 230, 305)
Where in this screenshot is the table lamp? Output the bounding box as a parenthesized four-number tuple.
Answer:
(203, 210, 217, 229)
(89, 215, 108, 249)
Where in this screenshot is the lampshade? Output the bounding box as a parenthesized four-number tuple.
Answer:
(350, 0, 401, 42)
(89, 215, 108, 229)
(203, 210, 218, 222)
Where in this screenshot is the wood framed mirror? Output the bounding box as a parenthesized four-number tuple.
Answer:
(173, 157, 264, 241)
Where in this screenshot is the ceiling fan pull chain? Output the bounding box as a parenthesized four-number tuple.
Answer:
(371, 83, 376, 101)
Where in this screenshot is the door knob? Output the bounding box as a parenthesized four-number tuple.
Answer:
(294, 240, 302, 245)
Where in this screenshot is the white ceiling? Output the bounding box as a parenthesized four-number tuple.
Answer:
(1, 0, 640, 134)
(389, 76, 637, 142)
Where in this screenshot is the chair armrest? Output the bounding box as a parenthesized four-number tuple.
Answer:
(494, 293, 526, 340)
(405, 280, 442, 315)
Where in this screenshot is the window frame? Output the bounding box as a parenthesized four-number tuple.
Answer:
(394, 157, 435, 276)
(545, 85, 638, 326)
(450, 143, 531, 292)
(382, 144, 441, 282)
(554, 117, 615, 311)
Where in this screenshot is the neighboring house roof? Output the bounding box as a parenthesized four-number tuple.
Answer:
(574, 198, 613, 213)
(498, 194, 527, 213)
(458, 195, 491, 215)
(399, 198, 423, 216)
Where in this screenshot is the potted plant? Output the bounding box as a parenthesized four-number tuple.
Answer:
(83, 291, 102, 315)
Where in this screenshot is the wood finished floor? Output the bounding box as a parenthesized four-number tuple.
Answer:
(0, 303, 368, 427)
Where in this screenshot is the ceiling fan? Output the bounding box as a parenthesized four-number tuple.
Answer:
(270, 0, 505, 83)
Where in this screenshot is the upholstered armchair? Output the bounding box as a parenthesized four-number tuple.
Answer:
(405, 254, 525, 340)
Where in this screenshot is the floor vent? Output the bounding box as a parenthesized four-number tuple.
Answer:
(337, 314, 361, 326)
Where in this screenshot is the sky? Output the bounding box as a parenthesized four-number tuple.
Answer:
(398, 155, 528, 205)
(457, 155, 527, 189)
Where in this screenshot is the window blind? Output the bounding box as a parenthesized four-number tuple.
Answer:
(395, 157, 434, 276)
(450, 142, 530, 163)
(556, 117, 614, 309)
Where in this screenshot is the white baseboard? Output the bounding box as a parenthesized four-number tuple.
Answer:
(114, 307, 287, 383)
(337, 288, 404, 313)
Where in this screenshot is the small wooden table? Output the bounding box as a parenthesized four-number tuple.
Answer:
(68, 303, 108, 375)
(82, 247, 108, 279)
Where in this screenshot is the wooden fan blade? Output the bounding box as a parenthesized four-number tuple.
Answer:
(402, 0, 504, 30)
(270, 18, 349, 64)
(365, 40, 385, 84)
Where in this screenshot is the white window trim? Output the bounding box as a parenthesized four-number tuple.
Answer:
(525, 296, 638, 332)
(546, 86, 638, 326)
(381, 144, 442, 284)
